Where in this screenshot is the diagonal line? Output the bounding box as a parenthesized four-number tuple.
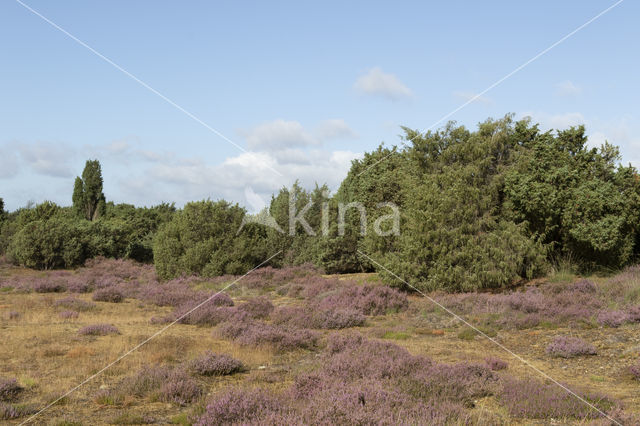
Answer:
(356, 250, 621, 425)
(14, 0, 284, 177)
(356, 0, 625, 178)
(19, 250, 282, 425)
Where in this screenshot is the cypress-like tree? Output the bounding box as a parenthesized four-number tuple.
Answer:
(72, 160, 106, 221)
(72, 177, 84, 217)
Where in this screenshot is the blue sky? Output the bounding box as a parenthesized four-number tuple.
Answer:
(1, 0, 638, 211)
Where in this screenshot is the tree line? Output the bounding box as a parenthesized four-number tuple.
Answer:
(1, 114, 639, 292)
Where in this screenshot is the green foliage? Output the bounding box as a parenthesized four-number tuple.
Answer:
(4, 201, 175, 268)
(504, 128, 640, 269)
(7, 205, 86, 269)
(153, 200, 269, 279)
(265, 182, 330, 268)
(98, 202, 176, 262)
(321, 145, 406, 273)
(73, 160, 106, 221)
(340, 115, 639, 292)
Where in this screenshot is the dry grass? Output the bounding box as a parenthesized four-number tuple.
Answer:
(1, 263, 639, 424)
(0, 282, 282, 424)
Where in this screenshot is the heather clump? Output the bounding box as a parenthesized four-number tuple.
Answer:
(119, 366, 172, 398)
(194, 388, 286, 425)
(318, 284, 408, 316)
(174, 303, 248, 326)
(0, 402, 33, 420)
(160, 374, 202, 406)
(91, 275, 124, 290)
(207, 292, 235, 307)
(237, 296, 274, 319)
(435, 280, 610, 329)
(485, 357, 508, 371)
(294, 378, 470, 425)
(0, 378, 23, 401)
(499, 377, 615, 419)
(505, 290, 545, 313)
(630, 362, 640, 380)
(100, 366, 201, 406)
(402, 363, 499, 406)
(54, 296, 96, 311)
(590, 408, 640, 426)
(311, 308, 366, 329)
(298, 276, 341, 299)
(596, 310, 629, 327)
(325, 332, 365, 354)
(82, 257, 145, 281)
(197, 335, 487, 425)
(546, 336, 596, 358)
(628, 305, 640, 322)
(323, 337, 430, 381)
(571, 279, 598, 293)
(59, 310, 79, 320)
(138, 278, 205, 307)
(607, 264, 640, 287)
(272, 305, 365, 329)
(32, 278, 66, 293)
(271, 306, 311, 327)
(65, 275, 91, 293)
(155, 291, 237, 325)
(189, 351, 245, 376)
(92, 287, 124, 303)
(270, 263, 319, 285)
(78, 323, 120, 336)
(319, 336, 497, 413)
(218, 320, 319, 352)
(234, 266, 276, 290)
(511, 313, 542, 329)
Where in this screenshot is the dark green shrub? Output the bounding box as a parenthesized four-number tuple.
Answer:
(153, 200, 270, 279)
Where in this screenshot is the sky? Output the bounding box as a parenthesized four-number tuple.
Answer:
(1, 0, 639, 212)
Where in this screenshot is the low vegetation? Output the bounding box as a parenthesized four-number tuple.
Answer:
(0, 259, 638, 424)
(546, 336, 597, 358)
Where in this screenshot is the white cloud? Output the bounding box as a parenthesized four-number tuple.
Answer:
(0, 144, 20, 179)
(118, 147, 362, 208)
(105, 139, 130, 154)
(1, 118, 362, 210)
(452, 90, 492, 105)
(244, 186, 267, 213)
(239, 117, 358, 154)
(242, 119, 318, 151)
(547, 112, 586, 129)
(272, 148, 311, 165)
(584, 117, 640, 166)
(354, 67, 413, 100)
(521, 111, 587, 130)
(556, 80, 582, 97)
(315, 119, 358, 140)
(15, 141, 76, 178)
(588, 131, 608, 149)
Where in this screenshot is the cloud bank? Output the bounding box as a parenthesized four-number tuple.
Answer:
(0, 119, 361, 211)
(354, 67, 413, 100)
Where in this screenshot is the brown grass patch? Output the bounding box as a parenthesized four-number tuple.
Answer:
(66, 345, 96, 358)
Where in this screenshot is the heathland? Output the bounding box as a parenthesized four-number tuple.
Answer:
(1, 115, 640, 424)
(1, 259, 640, 424)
